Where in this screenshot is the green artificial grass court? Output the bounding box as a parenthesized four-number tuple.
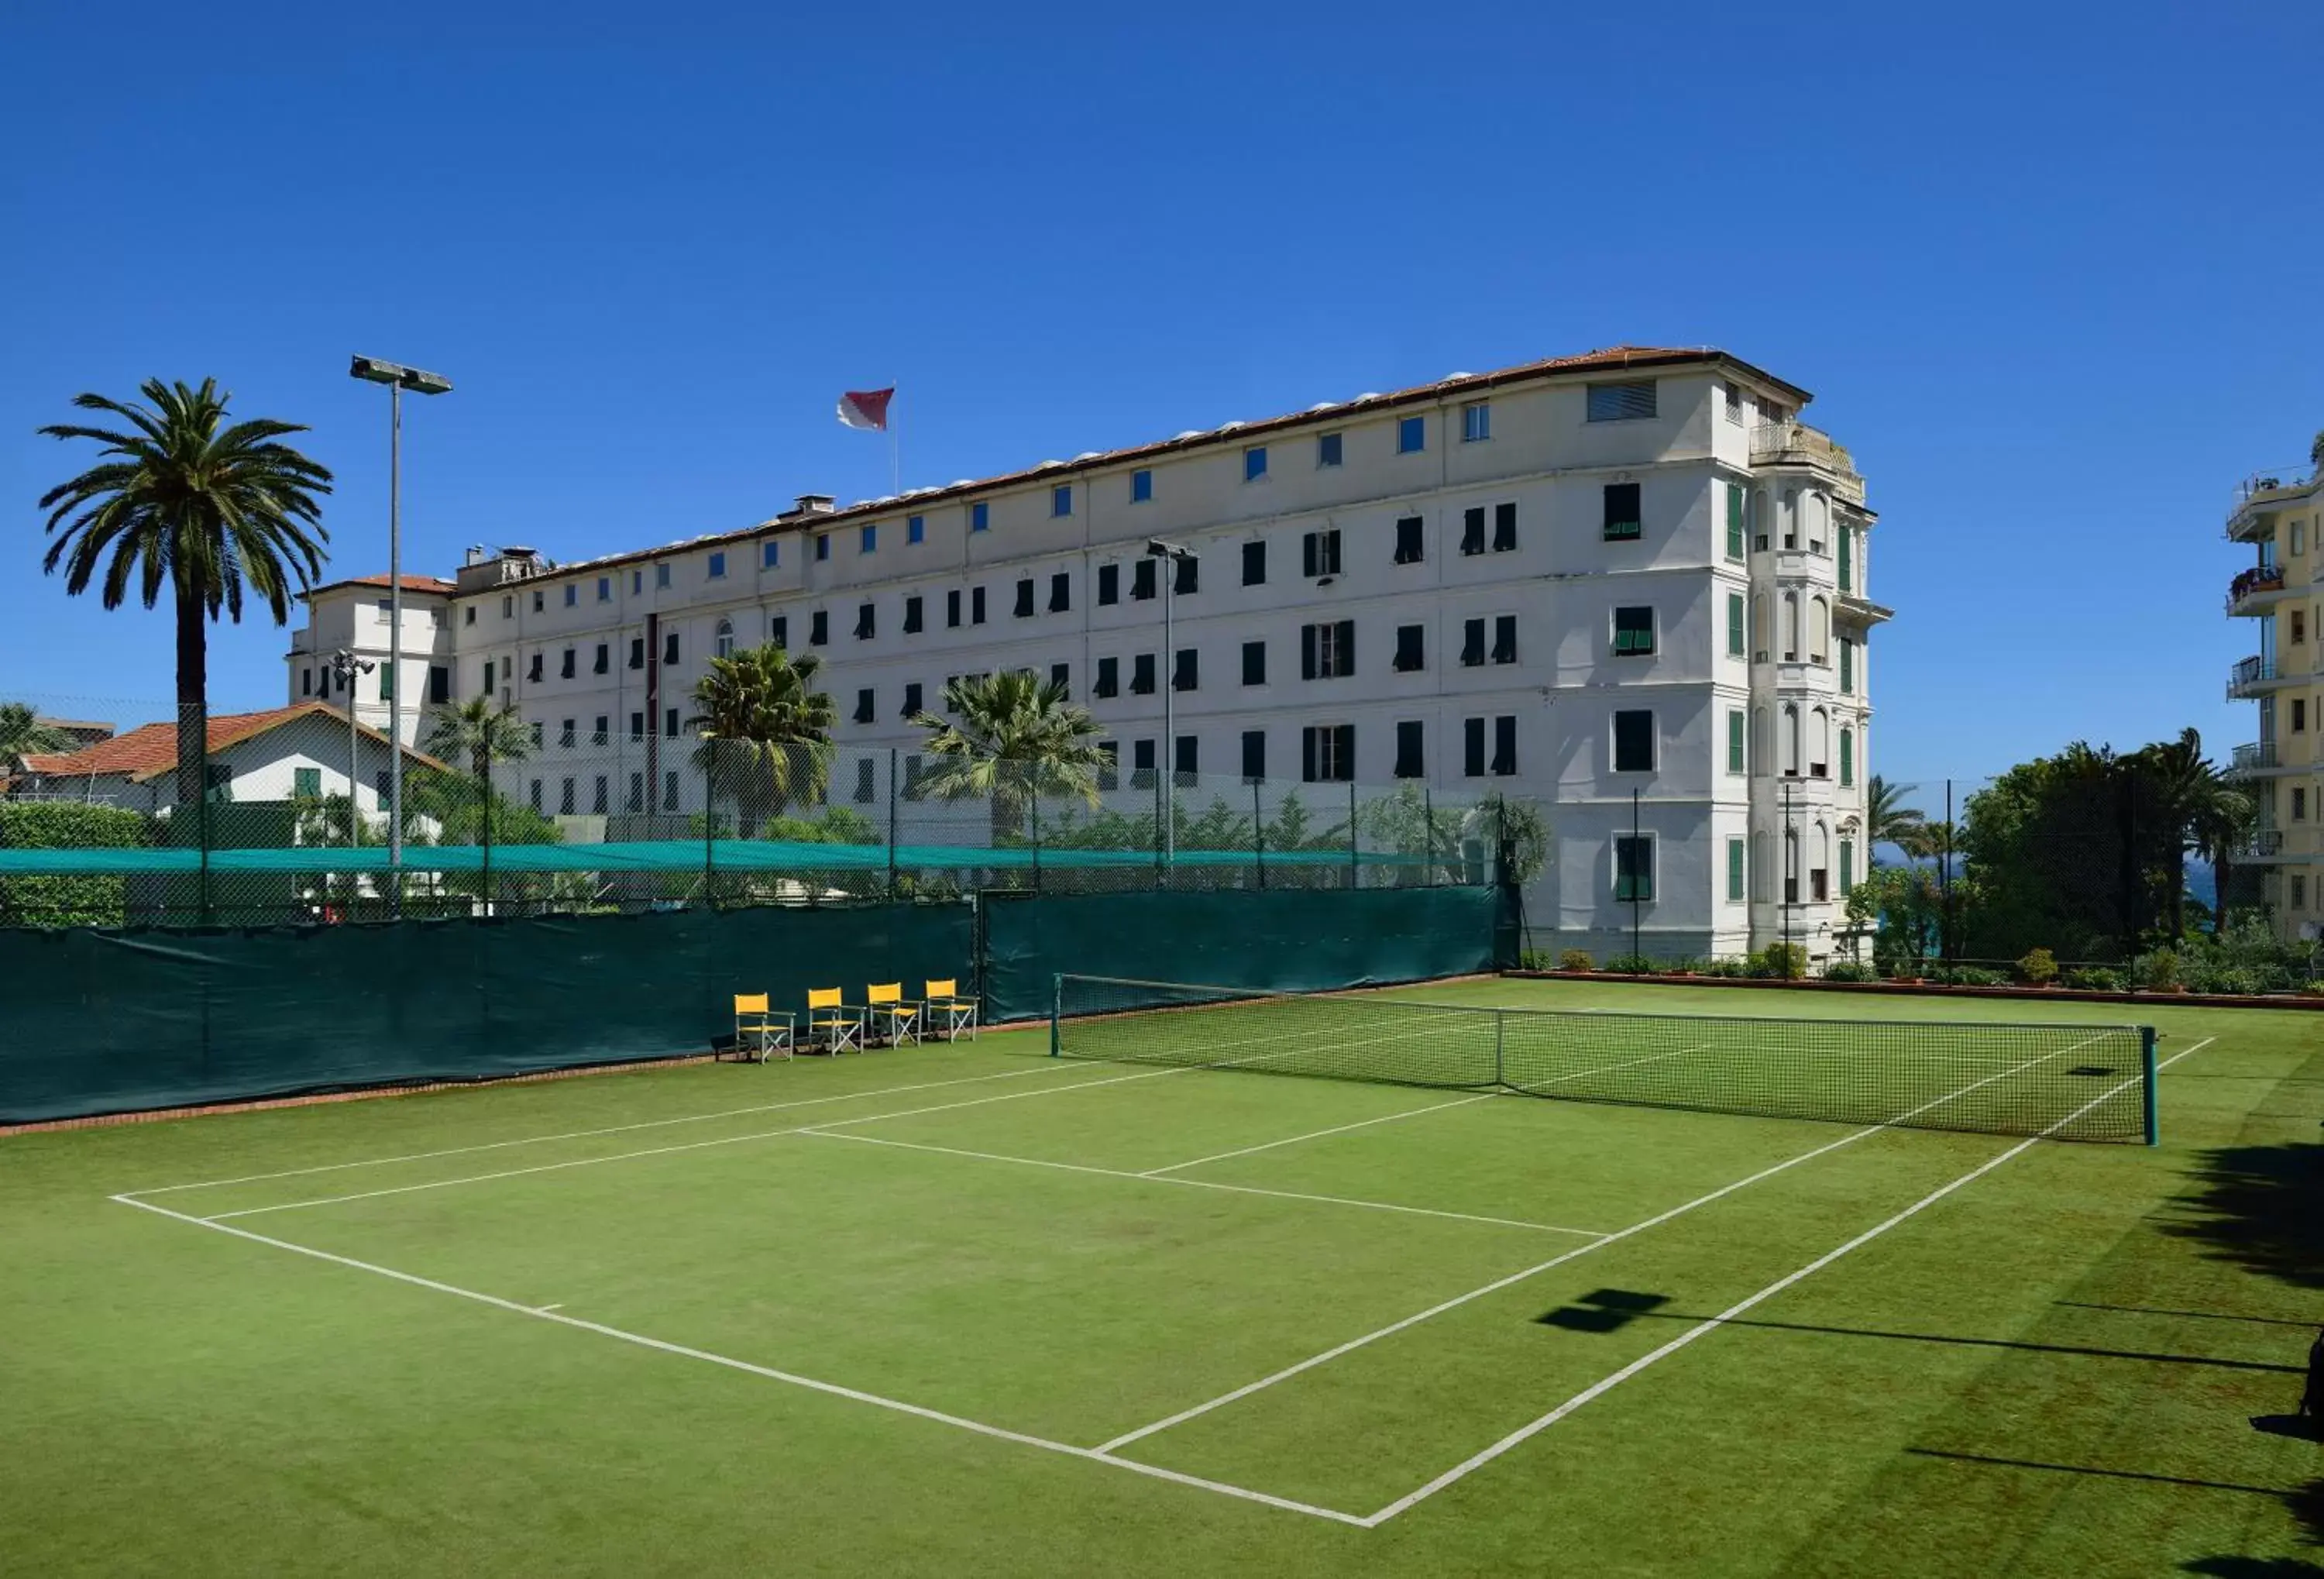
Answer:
(3, 977, 2318, 1576)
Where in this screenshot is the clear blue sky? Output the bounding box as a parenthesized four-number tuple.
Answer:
(5, 1, 2320, 786)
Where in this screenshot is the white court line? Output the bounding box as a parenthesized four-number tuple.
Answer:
(122, 1061, 1088, 1198)
(1139, 1093, 1496, 1176)
(110, 1193, 1367, 1528)
(1090, 1030, 2117, 1456)
(803, 1127, 1606, 1237)
(1356, 1035, 2216, 1526)
(198, 1066, 1192, 1222)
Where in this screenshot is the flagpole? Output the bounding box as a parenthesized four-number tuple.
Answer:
(889, 390, 900, 496)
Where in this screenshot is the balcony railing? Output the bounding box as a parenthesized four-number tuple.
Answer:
(2225, 469, 2318, 535)
(2229, 741, 2280, 772)
(2228, 655, 2280, 696)
(2226, 565, 2287, 611)
(2240, 830, 2285, 858)
(1750, 421, 1860, 478)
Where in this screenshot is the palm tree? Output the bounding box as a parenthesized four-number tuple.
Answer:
(421, 697, 535, 831)
(38, 379, 332, 811)
(688, 645, 837, 831)
(1865, 775, 1932, 863)
(909, 670, 1105, 845)
(2135, 728, 2247, 936)
(0, 702, 76, 769)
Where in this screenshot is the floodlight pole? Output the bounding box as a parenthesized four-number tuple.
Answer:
(1146, 538, 1195, 867)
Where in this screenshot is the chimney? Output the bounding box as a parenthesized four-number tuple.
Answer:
(781, 494, 837, 521)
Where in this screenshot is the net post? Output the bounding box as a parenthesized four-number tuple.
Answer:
(1049, 975, 1063, 1058)
(2140, 1026, 2158, 1145)
(1494, 1007, 1504, 1088)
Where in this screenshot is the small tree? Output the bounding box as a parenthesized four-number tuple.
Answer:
(909, 670, 1106, 847)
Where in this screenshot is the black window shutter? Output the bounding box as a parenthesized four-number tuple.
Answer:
(1494, 715, 1517, 774)
(1301, 533, 1318, 578)
(972, 586, 986, 623)
(1050, 572, 1071, 612)
(1336, 620, 1355, 676)
(1494, 502, 1518, 552)
(1301, 728, 1318, 783)
(1301, 625, 1318, 679)
(1465, 717, 1486, 776)
(1098, 564, 1119, 604)
(1242, 730, 1265, 781)
(1015, 579, 1034, 617)
(1176, 557, 1198, 596)
(1133, 559, 1156, 600)
(1243, 541, 1266, 585)
(1335, 724, 1354, 779)
(1243, 640, 1265, 686)
(1462, 507, 1486, 556)
(947, 590, 961, 627)
(1395, 516, 1423, 564)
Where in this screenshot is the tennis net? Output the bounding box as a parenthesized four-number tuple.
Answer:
(1050, 975, 2158, 1144)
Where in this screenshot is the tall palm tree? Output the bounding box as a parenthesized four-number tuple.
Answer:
(421, 697, 535, 817)
(688, 645, 837, 831)
(38, 379, 332, 811)
(2136, 728, 2247, 936)
(1865, 775, 1932, 863)
(0, 702, 76, 769)
(909, 670, 1105, 845)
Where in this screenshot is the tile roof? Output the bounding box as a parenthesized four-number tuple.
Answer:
(303, 573, 458, 600)
(19, 702, 445, 781)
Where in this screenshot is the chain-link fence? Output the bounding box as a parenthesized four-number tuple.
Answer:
(0, 699, 1505, 927)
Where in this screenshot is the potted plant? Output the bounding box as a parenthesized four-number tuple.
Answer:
(2016, 948, 2059, 988)
(1559, 948, 1595, 973)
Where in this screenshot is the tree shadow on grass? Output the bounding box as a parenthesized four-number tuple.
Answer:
(2181, 1478, 2324, 1576)
(2160, 1141, 2324, 1293)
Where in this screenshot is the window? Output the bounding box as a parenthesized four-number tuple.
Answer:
(1728, 710, 1746, 774)
(1397, 415, 1425, 453)
(429, 666, 451, 703)
(1015, 578, 1035, 618)
(2298, 787, 2311, 822)
(1612, 710, 1655, 772)
(379, 665, 396, 701)
(1727, 838, 1746, 902)
(651, 562, 669, 590)
(2297, 873, 2311, 910)
(971, 502, 989, 532)
(529, 779, 543, 811)
(1463, 717, 1485, 778)
(1131, 653, 1157, 694)
(1461, 507, 1485, 556)
(1840, 638, 1855, 694)
(1839, 838, 1855, 898)
(854, 688, 875, 724)
(1244, 445, 1268, 482)
(1317, 432, 1342, 467)
(1049, 662, 1069, 695)
(1724, 381, 1744, 424)
(627, 772, 644, 813)
(902, 682, 923, 717)
(1242, 539, 1267, 585)
(1725, 592, 1747, 659)
(708, 551, 727, 580)
(1492, 715, 1516, 776)
(1391, 721, 1424, 779)
(1174, 556, 1198, 596)
(2293, 698, 2308, 732)
(1095, 657, 1119, 698)
(465, 605, 476, 627)
(1461, 618, 1485, 667)
(593, 776, 608, 815)
(664, 707, 679, 738)
(1131, 738, 1157, 785)
(1613, 606, 1655, 656)
(1242, 730, 1267, 782)
(908, 514, 925, 544)
(768, 617, 787, 649)
(1094, 741, 1119, 793)
(1810, 708, 1831, 778)
(631, 570, 643, 595)
(1301, 529, 1342, 578)
(810, 610, 829, 645)
(1782, 593, 1800, 662)
(483, 659, 497, 694)
(901, 595, 923, 635)
(2291, 608, 2305, 644)
(1810, 598, 1831, 665)
(1303, 724, 1355, 783)
(560, 647, 576, 679)
(1173, 648, 1198, 692)
(1098, 564, 1119, 605)
(1461, 402, 1490, 442)
(710, 620, 733, 660)
(630, 711, 645, 741)
(1301, 621, 1356, 679)
(593, 716, 608, 745)
(1614, 836, 1654, 900)
(1131, 470, 1152, 504)
(814, 535, 830, 562)
(1242, 640, 1266, 686)
(1840, 727, 1855, 786)
(1783, 705, 1802, 776)
(1174, 735, 1197, 783)
(1493, 502, 1517, 552)
(1604, 483, 1643, 541)
(559, 778, 576, 816)
(1133, 559, 1157, 600)
(294, 766, 321, 799)
(1587, 380, 1657, 422)
(1050, 484, 1072, 518)
(1725, 483, 1746, 560)
(1492, 615, 1517, 666)
(528, 652, 545, 683)
(1838, 528, 1853, 592)
(1048, 571, 1070, 613)
(971, 586, 986, 624)
(947, 590, 962, 628)
(1393, 624, 1425, 673)
(564, 584, 577, 607)
(664, 771, 679, 812)
(762, 540, 779, 570)
(559, 719, 576, 748)
(1394, 515, 1424, 565)
(503, 594, 514, 619)
(301, 667, 313, 697)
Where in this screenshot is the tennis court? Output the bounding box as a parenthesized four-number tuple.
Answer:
(11, 976, 2319, 1574)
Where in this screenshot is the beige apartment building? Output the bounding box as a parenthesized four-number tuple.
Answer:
(2225, 461, 2324, 941)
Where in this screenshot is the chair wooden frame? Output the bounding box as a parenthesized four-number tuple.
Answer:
(806, 987, 863, 1055)
(865, 982, 920, 1048)
(922, 979, 978, 1042)
(731, 992, 795, 1063)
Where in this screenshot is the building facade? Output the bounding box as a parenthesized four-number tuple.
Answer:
(2224, 464, 2324, 941)
(287, 346, 1890, 961)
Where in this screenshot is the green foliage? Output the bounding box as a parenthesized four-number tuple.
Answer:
(2064, 965, 2126, 992)
(1516, 948, 1556, 971)
(1601, 953, 1656, 975)
(2015, 947, 2059, 986)
(2133, 948, 2182, 992)
(1845, 862, 1948, 972)
(1934, 965, 2008, 987)
(1480, 793, 1549, 886)
(690, 645, 837, 827)
(1557, 948, 1594, 972)
(421, 698, 535, 783)
(0, 701, 77, 763)
(911, 670, 1105, 848)
(1822, 960, 1880, 982)
(1749, 943, 1807, 980)
(1696, 957, 1747, 979)
(0, 800, 150, 927)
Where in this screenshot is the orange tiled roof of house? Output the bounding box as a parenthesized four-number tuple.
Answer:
(18, 703, 445, 780)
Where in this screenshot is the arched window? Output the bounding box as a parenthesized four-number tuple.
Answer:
(1810, 597, 1831, 665)
(715, 617, 735, 659)
(1751, 488, 1769, 549)
(1752, 593, 1769, 659)
(1808, 492, 1830, 552)
(1783, 592, 1800, 662)
(1813, 822, 1832, 901)
(1811, 708, 1831, 777)
(1783, 827, 1800, 903)
(1753, 707, 1772, 777)
(1783, 704, 1801, 777)
(1782, 488, 1799, 549)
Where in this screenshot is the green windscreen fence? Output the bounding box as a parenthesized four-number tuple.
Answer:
(0, 886, 1505, 1125)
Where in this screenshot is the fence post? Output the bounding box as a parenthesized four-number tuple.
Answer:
(197, 700, 212, 926)
(1050, 974, 1063, 1058)
(2140, 1026, 2159, 1145)
(1030, 772, 1042, 896)
(1425, 784, 1437, 888)
(1252, 779, 1265, 890)
(1348, 779, 1360, 889)
(703, 749, 717, 913)
(1941, 779, 1955, 966)
(886, 748, 899, 902)
(1153, 767, 1164, 886)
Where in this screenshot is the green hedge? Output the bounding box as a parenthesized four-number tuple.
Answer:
(0, 802, 150, 927)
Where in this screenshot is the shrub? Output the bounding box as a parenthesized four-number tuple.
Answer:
(2015, 948, 2059, 986)
(1941, 965, 2008, 987)
(1558, 948, 1595, 973)
(1697, 957, 1745, 979)
(1748, 943, 1807, 980)
(1823, 961, 1880, 983)
(2191, 965, 2259, 997)
(1517, 948, 1556, 972)
(2302, 980, 2324, 998)
(1601, 953, 1656, 975)
(0, 801, 150, 928)
(2134, 948, 2183, 992)
(2064, 966, 2126, 992)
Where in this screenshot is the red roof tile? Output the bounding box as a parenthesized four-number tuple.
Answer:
(303, 573, 457, 600)
(19, 702, 445, 782)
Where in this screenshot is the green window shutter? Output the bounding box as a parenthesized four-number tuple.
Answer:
(1838, 528, 1853, 592)
(1840, 639, 1855, 693)
(1840, 728, 1854, 786)
(1839, 839, 1855, 896)
(1728, 838, 1745, 901)
(1724, 483, 1745, 558)
(294, 767, 321, 798)
(1728, 710, 1745, 773)
(378, 665, 394, 700)
(1727, 592, 1745, 656)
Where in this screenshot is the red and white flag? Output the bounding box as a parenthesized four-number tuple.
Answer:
(836, 387, 894, 432)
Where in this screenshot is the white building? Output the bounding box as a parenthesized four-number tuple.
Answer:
(9, 703, 438, 818)
(287, 346, 1891, 962)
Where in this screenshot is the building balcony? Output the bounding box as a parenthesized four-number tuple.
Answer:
(2224, 470, 2319, 540)
(2228, 741, 2282, 775)
(2237, 829, 2287, 861)
(1749, 422, 1866, 503)
(2226, 565, 2289, 615)
(2227, 656, 2295, 697)
(1835, 592, 1894, 628)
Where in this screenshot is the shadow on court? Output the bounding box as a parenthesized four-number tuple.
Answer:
(1581, 1308, 2309, 1374)
(2160, 1141, 2324, 1293)
(2180, 1476, 2324, 1577)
